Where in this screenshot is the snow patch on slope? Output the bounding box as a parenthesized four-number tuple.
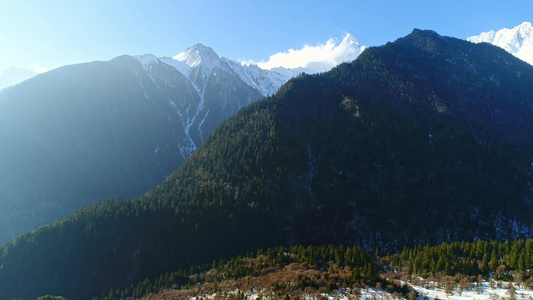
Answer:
(133, 54, 160, 71)
(407, 279, 533, 300)
(468, 22, 533, 65)
(159, 57, 191, 78)
(192, 280, 533, 300)
(224, 58, 288, 96)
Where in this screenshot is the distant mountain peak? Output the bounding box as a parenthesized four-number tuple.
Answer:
(173, 43, 220, 69)
(517, 21, 533, 33)
(468, 21, 533, 65)
(339, 33, 358, 47)
(336, 33, 366, 59)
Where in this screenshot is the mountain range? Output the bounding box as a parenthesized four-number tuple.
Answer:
(0, 34, 365, 244)
(468, 21, 533, 65)
(1, 21, 531, 94)
(1, 28, 533, 300)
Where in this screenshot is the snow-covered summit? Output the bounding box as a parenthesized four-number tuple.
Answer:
(140, 45, 291, 97)
(334, 34, 366, 64)
(173, 43, 221, 69)
(468, 21, 533, 65)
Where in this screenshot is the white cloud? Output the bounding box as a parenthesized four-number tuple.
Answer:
(254, 34, 365, 71)
(32, 64, 48, 74)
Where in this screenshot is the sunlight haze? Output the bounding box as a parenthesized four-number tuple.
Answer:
(0, 0, 531, 72)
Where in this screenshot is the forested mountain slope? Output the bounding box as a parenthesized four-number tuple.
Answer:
(2, 29, 533, 299)
(0, 50, 261, 244)
(0, 40, 361, 245)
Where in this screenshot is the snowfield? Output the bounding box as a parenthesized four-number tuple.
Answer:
(183, 280, 533, 300)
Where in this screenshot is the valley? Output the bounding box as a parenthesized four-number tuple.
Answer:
(1, 6, 533, 298)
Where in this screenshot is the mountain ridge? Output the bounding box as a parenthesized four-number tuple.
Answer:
(139, 35, 366, 98)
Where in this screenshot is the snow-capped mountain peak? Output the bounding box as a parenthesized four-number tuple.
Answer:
(173, 43, 220, 69)
(339, 33, 359, 48)
(135, 33, 367, 98)
(168, 43, 225, 94)
(329, 33, 366, 66)
(468, 21, 533, 65)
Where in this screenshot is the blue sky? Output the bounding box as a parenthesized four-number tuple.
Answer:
(0, 0, 531, 72)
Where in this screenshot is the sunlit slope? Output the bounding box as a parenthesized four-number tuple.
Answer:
(0, 57, 193, 243)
